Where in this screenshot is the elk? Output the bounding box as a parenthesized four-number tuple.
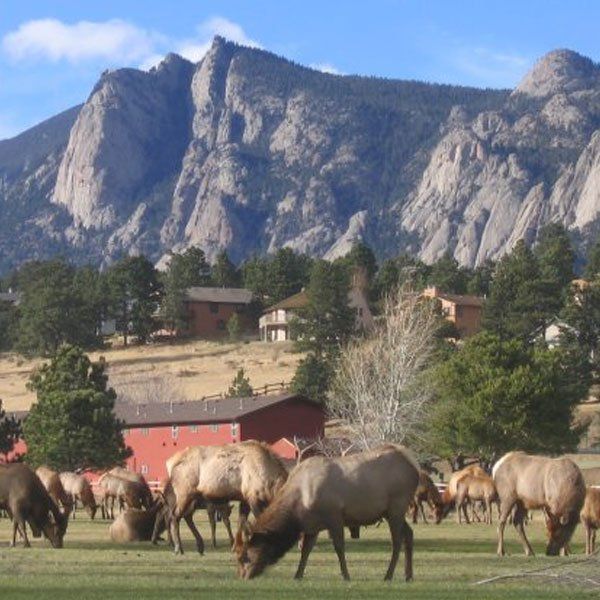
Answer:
(59, 472, 97, 519)
(98, 473, 151, 518)
(166, 441, 288, 555)
(580, 487, 600, 555)
(110, 502, 167, 543)
(234, 444, 419, 581)
(410, 470, 444, 524)
(0, 463, 68, 548)
(454, 474, 499, 525)
(35, 466, 73, 517)
(493, 451, 585, 556)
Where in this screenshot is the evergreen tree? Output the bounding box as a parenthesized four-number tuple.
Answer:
(266, 248, 313, 304)
(584, 239, 600, 280)
(339, 243, 378, 282)
(428, 252, 468, 294)
(534, 223, 575, 291)
(108, 256, 162, 345)
(212, 250, 240, 288)
(15, 259, 101, 355)
(374, 254, 431, 299)
(294, 260, 355, 359)
(0, 399, 21, 460)
(227, 368, 253, 398)
(290, 353, 331, 405)
(483, 241, 546, 339)
(23, 345, 130, 470)
(241, 256, 270, 303)
(428, 332, 587, 463)
(0, 298, 18, 351)
(467, 260, 495, 296)
(227, 312, 242, 341)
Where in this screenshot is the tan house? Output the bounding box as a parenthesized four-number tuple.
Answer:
(259, 270, 374, 342)
(421, 286, 484, 338)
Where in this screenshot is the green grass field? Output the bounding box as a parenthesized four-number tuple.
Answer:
(0, 513, 597, 599)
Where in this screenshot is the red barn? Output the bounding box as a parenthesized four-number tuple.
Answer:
(2, 393, 325, 481)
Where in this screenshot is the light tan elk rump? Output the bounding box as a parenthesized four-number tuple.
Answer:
(59, 472, 97, 519)
(234, 444, 419, 581)
(580, 487, 600, 555)
(36, 466, 73, 516)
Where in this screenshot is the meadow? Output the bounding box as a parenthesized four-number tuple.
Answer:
(0, 339, 302, 412)
(0, 512, 597, 599)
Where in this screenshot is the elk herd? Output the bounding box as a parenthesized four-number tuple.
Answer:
(1, 442, 600, 582)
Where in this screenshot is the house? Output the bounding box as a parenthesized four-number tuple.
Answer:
(4, 393, 325, 480)
(180, 287, 253, 337)
(421, 286, 484, 338)
(259, 269, 374, 342)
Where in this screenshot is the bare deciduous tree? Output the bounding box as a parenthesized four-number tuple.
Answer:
(329, 286, 441, 450)
(112, 374, 187, 405)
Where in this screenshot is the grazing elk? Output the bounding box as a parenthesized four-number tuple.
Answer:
(110, 502, 168, 543)
(580, 487, 600, 555)
(0, 463, 68, 548)
(410, 470, 444, 524)
(59, 472, 97, 519)
(167, 441, 288, 555)
(493, 451, 585, 556)
(234, 444, 420, 581)
(454, 474, 499, 525)
(98, 473, 151, 518)
(35, 466, 73, 517)
(108, 467, 153, 508)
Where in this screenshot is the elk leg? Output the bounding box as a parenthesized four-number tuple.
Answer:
(170, 516, 184, 555)
(513, 502, 534, 557)
(184, 512, 204, 555)
(328, 521, 350, 581)
(497, 499, 516, 556)
(485, 498, 492, 525)
(384, 513, 406, 581)
(207, 504, 217, 548)
(410, 502, 418, 524)
(592, 529, 596, 554)
(294, 532, 318, 579)
(403, 520, 414, 581)
(222, 510, 234, 547)
(419, 501, 428, 524)
(238, 502, 250, 533)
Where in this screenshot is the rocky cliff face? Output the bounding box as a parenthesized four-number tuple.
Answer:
(3, 40, 600, 274)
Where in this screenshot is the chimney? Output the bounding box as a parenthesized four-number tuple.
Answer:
(169, 401, 173, 414)
(239, 398, 244, 410)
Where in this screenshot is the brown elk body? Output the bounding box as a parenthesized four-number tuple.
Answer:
(0, 464, 68, 548)
(493, 451, 585, 556)
(167, 441, 287, 555)
(234, 444, 419, 581)
(98, 473, 151, 518)
(410, 470, 444, 524)
(109, 503, 167, 543)
(455, 474, 499, 525)
(108, 467, 153, 508)
(580, 487, 600, 555)
(59, 472, 97, 519)
(35, 466, 73, 517)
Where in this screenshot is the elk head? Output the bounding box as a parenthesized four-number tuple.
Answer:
(234, 523, 270, 580)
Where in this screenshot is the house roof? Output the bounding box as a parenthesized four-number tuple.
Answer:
(184, 287, 253, 304)
(265, 290, 308, 312)
(8, 393, 320, 429)
(435, 293, 484, 308)
(114, 392, 318, 427)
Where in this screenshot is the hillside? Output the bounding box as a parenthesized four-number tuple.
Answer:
(3, 40, 600, 272)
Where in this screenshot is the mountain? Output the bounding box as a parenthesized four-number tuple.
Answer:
(2, 39, 600, 274)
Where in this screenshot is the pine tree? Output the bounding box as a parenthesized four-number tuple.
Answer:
(428, 252, 469, 293)
(584, 239, 600, 280)
(0, 400, 21, 460)
(290, 353, 331, 404)
(227, 368, 253, 397)
(266, 248, 313, 303)
(212, 250, 240, 287)
(23, 345, 131, 471)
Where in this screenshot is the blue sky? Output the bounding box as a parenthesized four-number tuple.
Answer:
(1, 0, 600, 139)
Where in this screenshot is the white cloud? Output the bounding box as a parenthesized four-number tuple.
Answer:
(2, 18, 162, 64)
(451, 46, 531, 87)
(175, 16, 262, 64)
(310, 62, 342, 75)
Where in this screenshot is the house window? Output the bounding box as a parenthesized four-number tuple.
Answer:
(209, 302, 219, 314)
(141, 428, 149, 436)
(210, 424, 219, 433)
(231, 422, 239, 437)
(217, 319, 225, 330)
(190, 424, 199, 433)
(141, 465, 149, 475)
(172, 425, 179, 439)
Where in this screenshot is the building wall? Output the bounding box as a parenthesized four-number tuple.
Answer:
(122, 422, 239, 481)
(184, 301, 244, 337)
(452, 304, 482, 337)
(240, 399, 325, 447)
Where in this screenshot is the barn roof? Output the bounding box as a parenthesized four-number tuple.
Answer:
(113, 392, 317, 427)
(436, 292, 484, 308)
(184, 287, 253, 304)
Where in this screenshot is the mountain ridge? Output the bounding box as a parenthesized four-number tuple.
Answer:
(1, 39, 600, 275)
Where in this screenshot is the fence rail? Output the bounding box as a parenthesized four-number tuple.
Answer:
(199, 381, 290, 402)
